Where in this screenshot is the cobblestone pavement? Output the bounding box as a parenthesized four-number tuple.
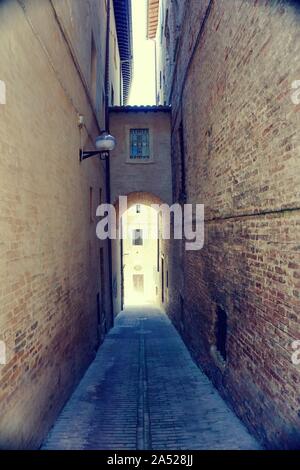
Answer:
(42, 307, 261, 450)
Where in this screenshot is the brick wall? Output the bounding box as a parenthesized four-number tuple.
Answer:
(109, 109, 172, 315)
(109, 108, 172, 206)
(164, 0, 300, 449)
(0, 0, 120, 449)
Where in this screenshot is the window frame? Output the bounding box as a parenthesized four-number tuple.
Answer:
(132, 229, 143, 246)
(126, 126, 154, 164)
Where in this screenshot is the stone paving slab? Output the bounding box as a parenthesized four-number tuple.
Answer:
(42, 307, 261, 450)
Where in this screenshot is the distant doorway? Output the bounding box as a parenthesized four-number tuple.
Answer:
(122, 203, 159, 307)
(133, 274, 144, 293)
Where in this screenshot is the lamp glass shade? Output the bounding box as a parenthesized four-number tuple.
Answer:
(95, 133, 116, 152)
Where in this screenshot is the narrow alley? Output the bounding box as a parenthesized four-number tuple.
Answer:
(42, 307, 259, 450)
(1, 0, 300, 455)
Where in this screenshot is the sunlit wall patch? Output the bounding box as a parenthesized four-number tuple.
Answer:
(291, 340, 300, 366)
(0, 80, 6, 105)
(0, 340, 6, 365)
(291, 80, 300, 105)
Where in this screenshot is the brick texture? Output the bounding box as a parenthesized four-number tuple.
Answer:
(109, 109, 172, 314)
(0, 0, 120, 449)
(161, 0, 300, 449)
(42, 307, 260, 450)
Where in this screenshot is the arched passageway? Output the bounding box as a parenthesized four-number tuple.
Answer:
(122, 203, 158, 306)
(112, 192, 168, 314)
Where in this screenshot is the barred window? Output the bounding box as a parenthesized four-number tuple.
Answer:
(130, 129, 150, 159)
(132, 229, 143, 246)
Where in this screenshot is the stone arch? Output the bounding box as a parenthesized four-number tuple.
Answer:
(111, 191, 166, 312)
(113, 191, 166, 226)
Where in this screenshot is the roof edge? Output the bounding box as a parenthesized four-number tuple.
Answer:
(147, 0, 160, 40)
(109, 105, 171, 113)
(113, 0, 133, 104)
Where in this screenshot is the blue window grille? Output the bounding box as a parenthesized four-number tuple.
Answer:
(130, 129, 150, 159)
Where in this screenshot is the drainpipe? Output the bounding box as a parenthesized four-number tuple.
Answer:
(104, 0, 114, 328)
(105, 0, 111, 129)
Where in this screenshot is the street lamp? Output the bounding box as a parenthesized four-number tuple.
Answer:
(80, 131, 116, 161)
